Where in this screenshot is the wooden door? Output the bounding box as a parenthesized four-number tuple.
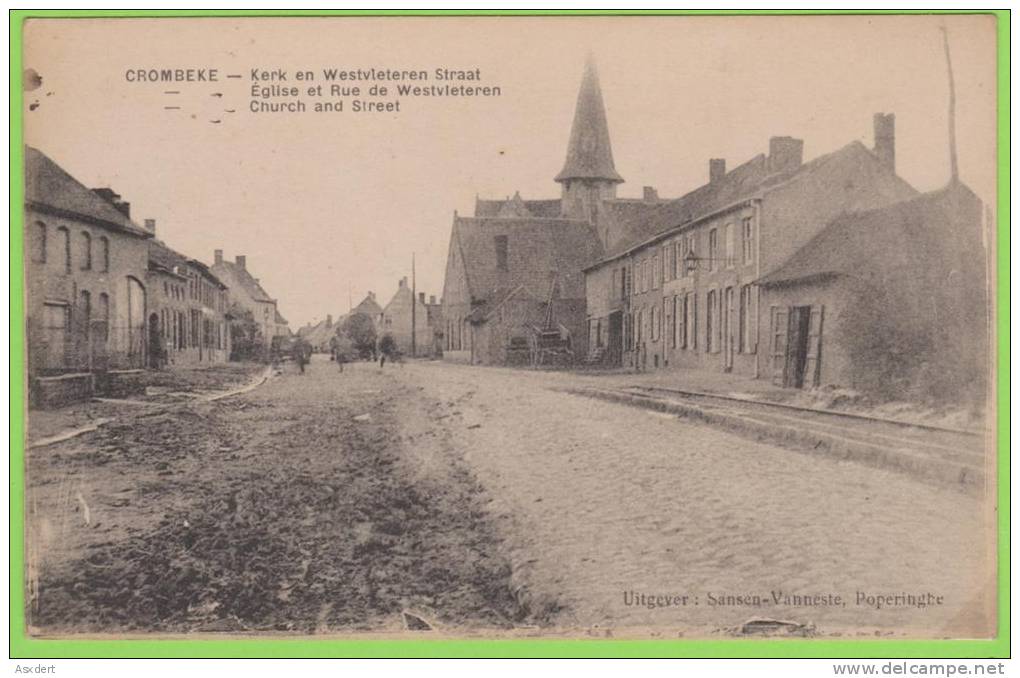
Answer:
(802, 306, 825, 388)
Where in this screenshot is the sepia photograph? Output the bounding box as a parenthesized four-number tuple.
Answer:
(15, 12, 1001, 650)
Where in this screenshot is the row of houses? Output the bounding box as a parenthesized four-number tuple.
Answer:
(298, 279, 444, 358)
(24, 146, 290, 407)
(440, 58, 989, 402)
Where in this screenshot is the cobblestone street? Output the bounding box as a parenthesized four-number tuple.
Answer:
(26, 357, 995, 638)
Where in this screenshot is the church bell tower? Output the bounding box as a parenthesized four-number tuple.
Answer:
(556, 56, 625, 223)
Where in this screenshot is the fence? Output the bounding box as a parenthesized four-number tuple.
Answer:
(28, 313, 147, 376)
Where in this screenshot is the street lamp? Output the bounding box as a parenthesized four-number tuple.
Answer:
(683, 249, 720, 272)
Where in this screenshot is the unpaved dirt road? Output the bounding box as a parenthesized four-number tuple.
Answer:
(26, 357, 538, 634)
(25, 357, 994, 638)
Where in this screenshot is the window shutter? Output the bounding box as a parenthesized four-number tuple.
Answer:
(770, 306, 789, 386)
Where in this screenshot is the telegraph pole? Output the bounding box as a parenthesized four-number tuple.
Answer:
(941, 24, 959, 184)
(411, 252, 417, 357)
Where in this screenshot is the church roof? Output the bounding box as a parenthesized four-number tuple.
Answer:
(555, 58, 624, 185)
(451, 215, 604, 306)
(25, 146, 153, 238)
(474, 195, 562, 218)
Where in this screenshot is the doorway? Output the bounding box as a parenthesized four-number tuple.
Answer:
(607, 311, 623, 366)
(148, 313, 161, 368)
(788, 306, 812, 388)
(770, 304, 824, 389)
(723, 286, 735, 372)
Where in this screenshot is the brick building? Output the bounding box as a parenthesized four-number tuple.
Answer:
(148, 239, 232, 367)
(24, 146, 154, 404)
(584, 114, 918, 383)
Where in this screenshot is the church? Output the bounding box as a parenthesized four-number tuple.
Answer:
(440, 58, 667, 365)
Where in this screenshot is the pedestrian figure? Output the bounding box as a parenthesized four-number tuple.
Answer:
(336, 350, 345, 373)
(378, 334, 397, 369)
(293, 339, 310, 374)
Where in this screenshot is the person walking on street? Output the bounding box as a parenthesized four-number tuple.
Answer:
(378, 334, 396, 369)
(293, 339, 310, 374)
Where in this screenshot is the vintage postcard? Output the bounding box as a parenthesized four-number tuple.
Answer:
(18, 13, 999, 644)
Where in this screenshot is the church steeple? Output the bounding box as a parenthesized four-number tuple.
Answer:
(557, 56, 623, 223)
(555, 56, 624, 186)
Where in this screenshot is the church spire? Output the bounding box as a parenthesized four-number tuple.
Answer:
(555, 56, 624, 185)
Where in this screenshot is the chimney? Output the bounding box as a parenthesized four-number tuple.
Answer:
(873, 112, 895, 173)
(419, 292, 426, 304)
(768, 136, 804, 174)
(709, 158, 726, 183)
(326, 314, 333, 327)
(214, 249, 223, 264)
(144, 218, 156, 232)
(400, 277, 408, 288)
(236, 255, 246, 269)
(368, 291, 375, 300)
(92, 188, 131, 218)
(643, 186, 659, 202)
(429, 295, 437, 305)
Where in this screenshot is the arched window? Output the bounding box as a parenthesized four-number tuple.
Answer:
(80, 231, 92, 270)
(79, 289, 91, 330)
(99, 236, 110, 272)
(32, 222, 47, 264)
(97, 293, 110, 344)
(57, 226, 70, 273)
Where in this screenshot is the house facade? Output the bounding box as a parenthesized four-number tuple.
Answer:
(757, 181, 989, 402)
(24, 147, 154, 403)
(210, 250, 289, 355)
(379, 278, 437, 357)
(585, 114, 919, 385)
(148, 240, 232, 367)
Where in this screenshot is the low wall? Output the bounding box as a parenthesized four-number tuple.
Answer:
(31, 373, 95, 409)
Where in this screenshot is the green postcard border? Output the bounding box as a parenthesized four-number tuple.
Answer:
(8, 8, 1010, 660)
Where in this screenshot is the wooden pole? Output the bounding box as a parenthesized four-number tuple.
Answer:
(411, 252, 417, 357)
(941, 24, 959, 184)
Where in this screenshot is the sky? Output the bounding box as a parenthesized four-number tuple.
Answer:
(23, 15, 997, 328)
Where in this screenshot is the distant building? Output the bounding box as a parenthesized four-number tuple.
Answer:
(23, 146, 154, 404)
(350, 292, 383, 320)
(424, 294, 444, 357)
(298, 314, 338, 352)
(379, 277, 435, 357)
(584, 114, 919, 378)
(148, 238, 231, 367)
(210, 250, 288, 353)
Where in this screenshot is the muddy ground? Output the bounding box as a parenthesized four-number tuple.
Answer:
(26, 359, 545, 634)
